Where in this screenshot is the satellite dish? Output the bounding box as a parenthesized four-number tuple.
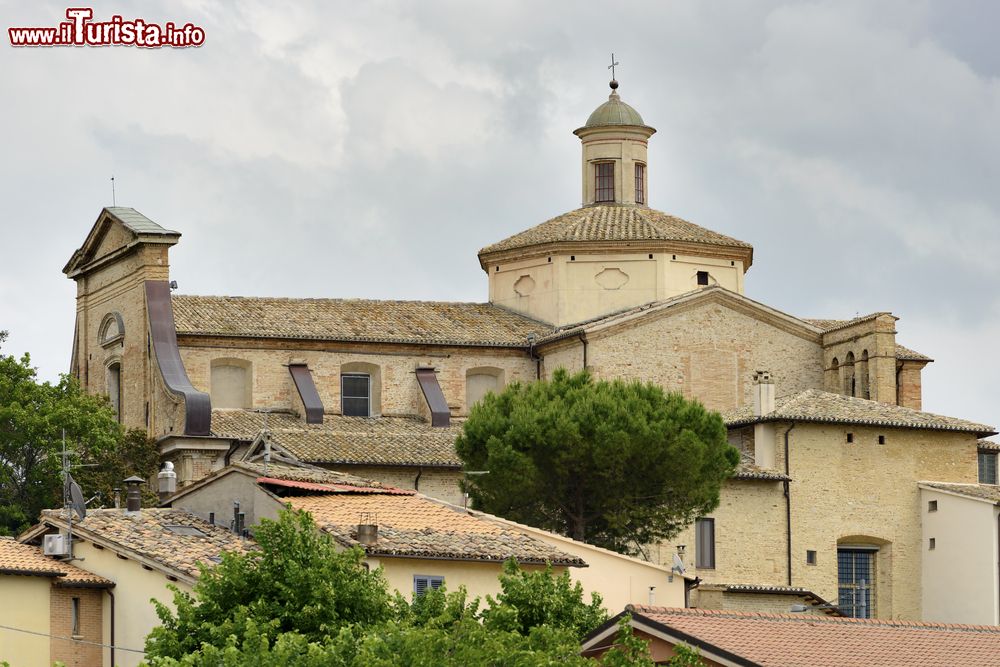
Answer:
(671, 553, 686, 575)
(66, 473, 87, 520)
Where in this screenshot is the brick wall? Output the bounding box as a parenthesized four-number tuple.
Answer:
(334, 465, 465, 506)
(50, 586, 103, 667)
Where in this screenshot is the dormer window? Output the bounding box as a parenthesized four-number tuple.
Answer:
(635, 163, 645, 204)
(595, 163, 614, 202)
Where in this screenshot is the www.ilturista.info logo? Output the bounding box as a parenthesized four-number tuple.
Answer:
(9, 8, 205, 48)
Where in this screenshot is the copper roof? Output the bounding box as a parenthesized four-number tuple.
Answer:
(724, 389, 994, 436)
(212, 410, 463, 468)
(171, 295, 549, 347)
(478, 205, 752, 258)
(38, 508, 251, 582)
(621, 606, 1000, 667)
(0, 537, 113, 587)
(286, 494, 584, 566)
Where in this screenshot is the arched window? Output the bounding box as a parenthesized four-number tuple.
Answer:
(107, 361, 122, 422)
(211, 359, 252, 409)
(98, 312, 125, 348)
(340, 362, 381, 417)
(466, 367, 505, 411)
(843, 352, 856, 397)
(858, 350, 870, 399)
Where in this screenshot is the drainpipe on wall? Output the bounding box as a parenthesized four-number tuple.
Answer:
(783, 423, 796, 587)
(578, 333, 588, 371)
(527, 333, 541, 380)
(106, 589, 115, 667)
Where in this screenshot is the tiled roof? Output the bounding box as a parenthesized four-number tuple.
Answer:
(979, 439, 1000, 451)
(895, 343, 932, 362)
(698, 583, 840, 615)
(733, 463, 789, 482)
(39, 508, 251, 582)
(0, 537, 113, 587)
(233, 460, 387, 489)
(286, 494, 584, 566)
(212, 410, 463, 468)
(802, 313, 887, 332)
(623, 605, 1000, 667)
(171, 295, 550, 347)
(723, 389, 995, 436)
(478, 205, 752, 257)
(919, 482, 1000, 504)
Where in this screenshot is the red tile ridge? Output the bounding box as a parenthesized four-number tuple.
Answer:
(626, 605, 1000, 632)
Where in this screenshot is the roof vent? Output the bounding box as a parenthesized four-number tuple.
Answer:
(357, 512, 378, 546)
(123, 475, 145, 516)
(158, 461, 177, 501)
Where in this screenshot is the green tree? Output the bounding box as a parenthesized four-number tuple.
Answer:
(0, 332, 155, 535)
(143, 508, 648, 666)
(455, 368, 739, 554)
(145, 508, 394, 661)
(481, 559, 607, 637)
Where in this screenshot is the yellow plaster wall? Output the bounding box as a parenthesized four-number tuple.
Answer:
(71, 540, 192, 667)
(371, 557, 558, 602)
(0, 575, 51, 667)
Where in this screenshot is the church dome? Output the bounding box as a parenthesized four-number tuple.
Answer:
(583, 89, 646, 128)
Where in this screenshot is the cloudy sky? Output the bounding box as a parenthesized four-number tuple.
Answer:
(1, 0, 997, 428)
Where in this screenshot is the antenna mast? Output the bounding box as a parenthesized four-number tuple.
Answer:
(110, 176, 116, 206)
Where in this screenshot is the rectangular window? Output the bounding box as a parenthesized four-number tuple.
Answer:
(877, 435, 886, 445)
(838, 548, 876, 618)
(979, 450, 998, 484)
(634, 163, 645, 204)
(806, 550, 817, 566)
(928, 500, 938, 512)
(72, 597, 81, 636)
(413, 575, 444, 596)
(696, 271, 709, 286)
(695, 518, 715, 569)
(846, 433, 854, 444)
(929, 538, 936, 550)
(341, 374, 371, 417)
(595, 162, 614, 202)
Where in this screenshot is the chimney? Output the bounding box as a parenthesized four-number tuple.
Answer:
(752, 370, 775, 416)
(123, 476, 145, 516)
(357, 512, 378, 546)
(158, 461, 177, 501)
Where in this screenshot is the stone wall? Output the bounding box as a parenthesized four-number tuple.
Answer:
(176, 341, 535, 419)
(674, 423, 980, 621)
(331, 465, 465, 506)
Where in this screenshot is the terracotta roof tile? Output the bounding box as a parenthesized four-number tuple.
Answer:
(802, 313, 888, 332)
(479, 205, 751, 257)
(212, 410, 463, 467)
(733, 463, 789, 481)
(285, 494, 584, 566)
(39, 508, 251, 581)
(979, 439, 1000, 451)
(172, 295, 550, 347)
(919, 482, 1000, 504)
(723, 389, 994, 436)
(234, 460, 387, 489)
(624, 605, 1000, 666)
(0, 537, 113, 587)
(895, 343, 933, 362)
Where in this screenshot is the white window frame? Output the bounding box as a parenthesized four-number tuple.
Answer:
(413, 574, 444, 596)
(341, 373, 371, 417)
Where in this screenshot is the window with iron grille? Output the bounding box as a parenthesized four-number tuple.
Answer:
(695, 518, 715, 569)
(341, 373, 371, 417)
(595, 163, 615, 202)
(979, 450, 998, 484)
(838, 548, 876, 618)
(413, 575, 444, 596)
(635, 163, 645, 204)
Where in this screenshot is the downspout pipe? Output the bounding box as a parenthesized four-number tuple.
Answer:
(783, 423, 796, 587)
(578, 333, 588, 371)
(107, 588, 115, 667)
(527, 334, 541, 380)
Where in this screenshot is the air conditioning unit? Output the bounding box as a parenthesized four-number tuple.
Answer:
(43, 534, 70, 557)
